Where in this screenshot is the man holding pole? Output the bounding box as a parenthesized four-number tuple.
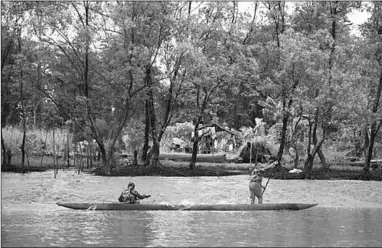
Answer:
(249, 161, 277, 204)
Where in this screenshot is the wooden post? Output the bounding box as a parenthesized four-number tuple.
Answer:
(78, 142, 82, 174)
(249, 141, 252, 166)
(66, 134, 70, 168)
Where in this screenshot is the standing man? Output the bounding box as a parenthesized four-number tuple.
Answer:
(249, 161, 277, 204)
(249, 169, 265, 204)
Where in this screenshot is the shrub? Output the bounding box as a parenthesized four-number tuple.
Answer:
(2, 126, 70, 156)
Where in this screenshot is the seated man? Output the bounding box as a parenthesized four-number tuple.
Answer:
(249, 169, 266, 204)
(118, 182, 150, 204)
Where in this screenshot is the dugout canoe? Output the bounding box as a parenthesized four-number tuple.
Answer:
(56, 202, 317, 211)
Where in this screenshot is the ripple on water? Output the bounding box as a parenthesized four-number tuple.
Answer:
(2, 203, 382, 246)
(2, 170, 382, 246)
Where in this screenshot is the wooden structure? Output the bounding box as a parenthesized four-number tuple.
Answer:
(196, 123, 241, 154)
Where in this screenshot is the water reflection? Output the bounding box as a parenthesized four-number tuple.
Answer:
(2, 206, 382, 247)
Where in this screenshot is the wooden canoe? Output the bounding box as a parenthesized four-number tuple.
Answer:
(56, 202, 317, 211)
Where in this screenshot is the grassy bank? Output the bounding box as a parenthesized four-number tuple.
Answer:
(3, 154, 381, 181)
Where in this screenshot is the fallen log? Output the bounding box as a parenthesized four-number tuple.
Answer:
(348, 159, 382, 166)
(159, 153, 227, 163)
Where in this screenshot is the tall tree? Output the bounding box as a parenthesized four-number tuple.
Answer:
(180, 2, 243, 170)
(359, 2, 382, 176)
(261, 1, 291, 168)
(31, 2, 149, 174)
(1, 2, 37, 172)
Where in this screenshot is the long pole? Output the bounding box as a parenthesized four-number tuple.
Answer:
(262, 161, 278, 195)
(262, 177, 272, 195)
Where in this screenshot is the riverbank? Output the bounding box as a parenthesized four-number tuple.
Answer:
(94, 162, 382, 181)
(3, 159, 382, 181)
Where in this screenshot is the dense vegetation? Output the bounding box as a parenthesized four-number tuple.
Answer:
(1, 1, 381, 178)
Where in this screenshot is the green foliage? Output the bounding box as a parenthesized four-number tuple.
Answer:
(1, 1, 381, 170)
(2, 126, 70, 156)
(163, 122, 194, 141)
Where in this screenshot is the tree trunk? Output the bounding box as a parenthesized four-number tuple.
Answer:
(319, 2, 338, 163)
(1, 136, 11, 170)
(99, 142, 116, 176)
(304, 154, 314, 179)
(133, 150, 138, 166)
(143, 66, 160, 167)
(148, 102, 159, 167)
(84, 1, 90, 98)
(20, 126, 26, 174)
(363, 68, 382, 173)
(303, 115, 326, 179)
(364, 123, 380, 173)
(97, 142, 109, 174)
(53, 129, 57, 178)
(303, 120, 313, 178)
(362, 124, 370, 158)
(188, 84, 217, 170)
(312, 119, 327, 169)
(106, 145, 116, 175)
(189, 119, 201, 170)
(1, 136, 7, 169)
(141, 100, 150, 163)
(19, 57, 26, 174)
(66, 134, 70, 167)
(189, 137, 199, 170)
(20, 95, 26, 173)
(150, 142, 160, 168)
(276, 114, 288, 169)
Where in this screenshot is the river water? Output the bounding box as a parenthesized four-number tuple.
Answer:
(2, 170, 382, 247)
